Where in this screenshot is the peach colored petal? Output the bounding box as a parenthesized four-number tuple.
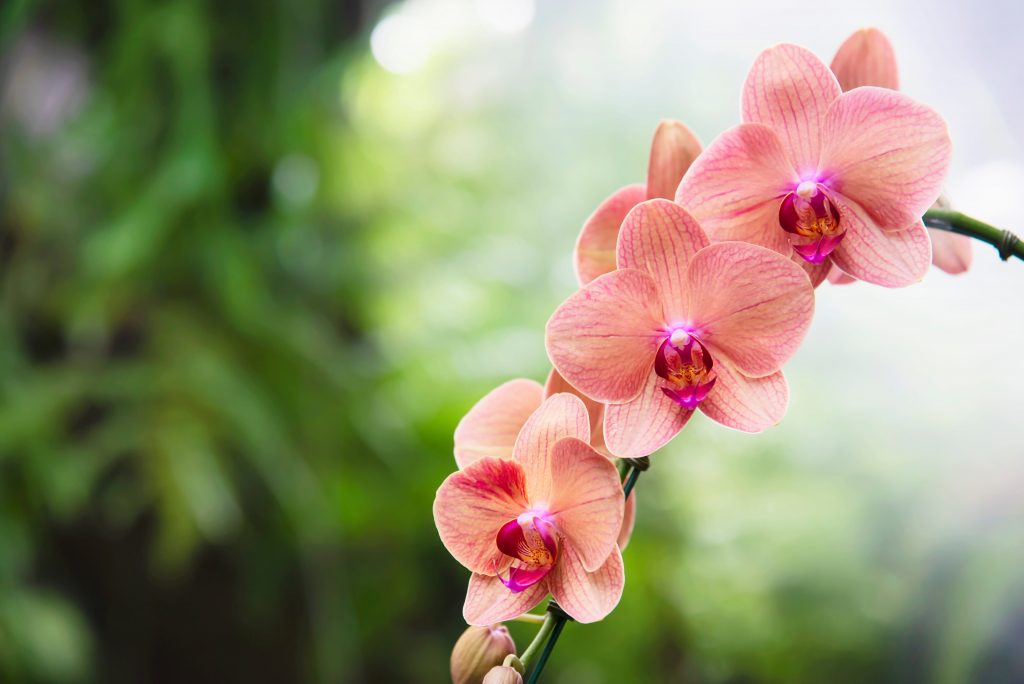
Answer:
(463, 573, 548, 626)
(831, 28, 899, 91)
(699, 362, 788, 432)
(797, 255, 833, 288)
(830, 200, 931, 287)
(548, 544, 624, 624)
(548, 437, 624, 572)
(434, 457, 530, 574)
(513, 394, 590, 503)
(618, 492, 636, 550)
(688, 242, 815, 378)
(676, 123, 796, 255)
(741, 43, 841, 173)
(646, 120, 703, 200)
(820, 87, 951, 231)
(827, 265, 857, 285)
(616, 199, 709, 323)
(545, 369, 607, 456)
(546, 269, 665, 404)
(454, 379, 544, 469)
(575, 184, 647, 286)
(603, 372, 693, 458)
(929, 228, 973, 275)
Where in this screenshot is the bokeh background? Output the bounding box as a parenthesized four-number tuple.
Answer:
(3, 0, 1024, 682)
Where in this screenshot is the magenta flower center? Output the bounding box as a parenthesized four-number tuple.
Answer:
(495, 514, 558, 593)
(778, 181, 846, 264)
(654, 330, 717, 410)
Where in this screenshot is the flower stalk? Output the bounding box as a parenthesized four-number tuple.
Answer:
(923, 209, 1024, 262)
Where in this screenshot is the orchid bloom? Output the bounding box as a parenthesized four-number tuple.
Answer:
(435, 393, 626, 624)
(546, 199, 815, 458)
(828, 27, 972, 280)
(676, 43, 952, 287)
(576, 120, 702, 285)
(454, 374, 636, 549)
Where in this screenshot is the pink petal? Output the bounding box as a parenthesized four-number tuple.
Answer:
(646, 120, 703, 200)
(741, 44, 842, 173)
(797, 256, 833, 288)
(548, 544, 624, 624)
(831, 28, 899, 91)
(618, 492, 636, 551)
(688, 242, 815, 378)
(830, 200, 931, 287)
(820, 87, 952, 231)
(929, 228, 973, 274)
(546, 269, 665, 404)
(603, 372, 693, 458)
(699, 361, 789, 432)
(544, 369, 607, 456)
(616, 199, 709, 322)
(454, 379, 544, 469)
(575, 184, 647, 286)
(827, 265, 857, 285)
(434, 457, 530, 574)
(513, 394, 591, 503)
(463, 572, 548, 626)
(548, 437, 624, 572)
(676, 123, 796, 255)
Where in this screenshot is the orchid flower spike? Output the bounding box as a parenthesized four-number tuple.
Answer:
(677, 43, 952, 287)
(435, 394, 626, 624)
(547, 199, 815, 458)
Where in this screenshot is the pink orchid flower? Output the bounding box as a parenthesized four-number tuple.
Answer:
(454, 373, 636, 549)
(546, 199, 815, 458)
(576, 120, 702, 285)
(435, 393, 626, 624)
(676, 43, 952, 288)
(827, 28, 971, 281)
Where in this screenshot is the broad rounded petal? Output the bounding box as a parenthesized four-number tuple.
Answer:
(821, 87, 951, 230)
(827, 265, 857, 285)
(830, 200, 931, 287)
(617, 492, 636, 550)
(797, 256, 833, 289)
(434, 457, 530, 574)
(676, 123, 796, 255)
(699, 362, 788, 432)
(454, 379, 544, 468)
(546, 269, 665, 404)
(548, 437, 624, 572)
(463, 573, 548, 626)
(513, 394, 590, 502)
(929, 228, 973, 274)
(545, 369, 607, 456)
(548, 545, 624, 624)
(603, 372, 693, 458)
(688, 242, 815, 378)
(575, 184, 647, 286)
(742, 44, 842, 173)
(616, 199, 709, 322)
(646, 120, 703, 200)
(831, 28, 899, 91)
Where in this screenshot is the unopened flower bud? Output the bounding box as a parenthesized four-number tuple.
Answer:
(482, 666, 524, 684)
(450, 624, 516, 684)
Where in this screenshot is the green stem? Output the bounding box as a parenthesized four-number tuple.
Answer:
(511, 612, 546, 626)
(524, 611, 567, 684)
(622, 465, 641, 498)
(519, 611, 558, 671)
(923, 209, 1024, 262)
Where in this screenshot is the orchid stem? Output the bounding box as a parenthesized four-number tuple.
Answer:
(511, 612, 547, 625)
(923, 209, 1024, 262)
(519, 611, 558, 672)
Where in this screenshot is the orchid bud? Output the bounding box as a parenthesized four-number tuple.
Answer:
(482, 666, 524, 684)
(450, 624, 516, 684)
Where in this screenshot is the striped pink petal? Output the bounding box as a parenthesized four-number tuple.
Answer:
(463, 572, 548, 626)
(646, 120, 702, 200)
(741, 44, 841, 174)
(698, 361, 788, 432)
(513, 394, 590, 503)
(827, 265, 857, 285)
(929, 228, 973, 275)
(545, 369, 607, 456)
(797, 255, 833, 288)
(820, 87, 951, 231)
(676, 123, 796, 255)
(454, 379, 544, 468)
(575, 184, 647, 286)
(434, 457, 530, 574)
(831, 28, 899, 91)
(546, 269, 665, 404)
(688, 242, 815, 378)
(548, 544, 624, 624)
(830, 200, 931, 287)
(616, 199, 709, 322)
(548, 437, 624, 572)
(603, 372, 693, 458)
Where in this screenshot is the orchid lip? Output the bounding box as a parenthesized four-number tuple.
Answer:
(495, 515, 558, 593)
(779, 183, 846, 264)
(653, 333, 717, 410)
